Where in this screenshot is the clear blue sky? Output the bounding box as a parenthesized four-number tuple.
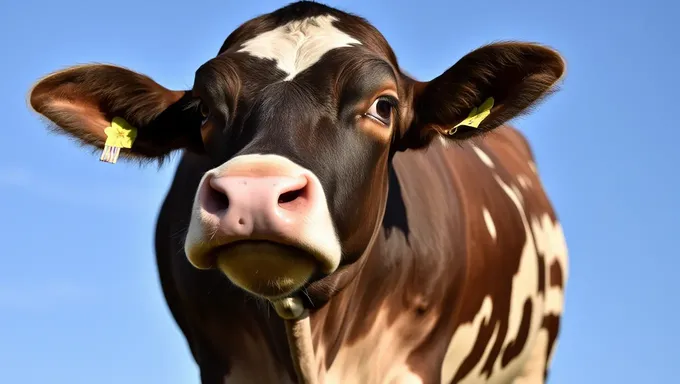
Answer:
(1, 0, 676, 383)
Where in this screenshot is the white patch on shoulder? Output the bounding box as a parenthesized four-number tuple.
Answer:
(513, 328, 550, 383)
(443, 174, 568, 383)
(441, 296, 496, 383)
(238, 14, 361, 80)
(489, 175, 544, 381)
(472, 145, 495, 168)
(531, 213, 569, 316)
(482, 207, 497, 241)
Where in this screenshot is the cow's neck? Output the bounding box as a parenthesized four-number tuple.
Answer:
(265, 160, 392, 384)
(264, 244, 386, 384)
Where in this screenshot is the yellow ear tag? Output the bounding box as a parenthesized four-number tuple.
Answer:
(446, 97, 495, 135)
(99, 117, 138, 164)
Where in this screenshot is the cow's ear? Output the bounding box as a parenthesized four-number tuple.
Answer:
(28, 64, 205, 163)
(397, 42, 565, 150)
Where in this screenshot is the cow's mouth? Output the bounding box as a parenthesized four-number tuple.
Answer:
(210, 240, 318, 299)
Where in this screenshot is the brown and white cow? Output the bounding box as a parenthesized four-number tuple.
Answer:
(27, 1, 569, 383)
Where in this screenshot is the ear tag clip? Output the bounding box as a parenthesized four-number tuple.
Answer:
(446, 97, 495, 136)
(100, 117, 138, 164)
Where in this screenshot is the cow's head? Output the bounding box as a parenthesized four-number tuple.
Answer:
(28, 1, 564, 305)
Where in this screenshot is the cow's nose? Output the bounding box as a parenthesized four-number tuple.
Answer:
(194, 168, 333, 298)
(201, 174, 311, 238)
(185, 154, 342, 299)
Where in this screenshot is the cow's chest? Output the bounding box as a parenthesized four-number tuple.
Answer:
(215, 308, 432, 384)
(312, 306, 437, 384)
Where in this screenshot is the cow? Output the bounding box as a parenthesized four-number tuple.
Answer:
(27, 1, 569, 383)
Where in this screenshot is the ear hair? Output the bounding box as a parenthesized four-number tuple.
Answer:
(28, 64, 205, 165)
(397, 42, 565, 151)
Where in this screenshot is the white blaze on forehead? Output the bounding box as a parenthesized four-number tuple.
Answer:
(238, 14, 361, 81)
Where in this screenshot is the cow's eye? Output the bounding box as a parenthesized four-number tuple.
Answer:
(364, 97, 394, 126)
(199, 101, 210, 125)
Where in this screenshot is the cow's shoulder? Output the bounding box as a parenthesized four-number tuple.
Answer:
(429, 126, 568, 383)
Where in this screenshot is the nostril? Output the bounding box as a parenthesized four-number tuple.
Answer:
(279, 189, 302, 204)
(214, 190, 230, 210)
(204, 178, 230, 214)
(277, 176, 309, 211)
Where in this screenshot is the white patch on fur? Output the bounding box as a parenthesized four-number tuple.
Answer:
(438, 134, 450, 147)
(489, 175, 544, 381)
(472, 145, 495, 168)
(461, 323, 501, 384)
(488, 176, 570, 382)
(512, 184, 525, 208)
(482, 207, 497, 241)
(528, 161, 537, 174)
(238, 14, 361, 80)
(531, 213, 569, 316)
(513, 328, 550, 383)
(441, 296, 494, 383)
(442, 175, 569, 383)
(184, 154, 342, 274)
(517, 174, 532, 190)
(321, 306, 433, 384)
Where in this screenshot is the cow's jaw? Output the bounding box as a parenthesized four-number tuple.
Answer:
(184, 154, 342, 300)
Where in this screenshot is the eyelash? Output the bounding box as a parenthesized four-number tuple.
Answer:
(187, 98, 210, 126)
(376, 95, 399, 109)
(363, 95, 398, 125)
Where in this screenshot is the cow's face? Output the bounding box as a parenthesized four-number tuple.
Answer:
(28, 1, 565, 303)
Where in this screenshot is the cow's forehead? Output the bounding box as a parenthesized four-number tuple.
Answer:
(237, 15, 362, 81)
(214, 2, 399, 85)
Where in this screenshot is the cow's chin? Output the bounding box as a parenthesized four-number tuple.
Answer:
(213, 241, 317, 300)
